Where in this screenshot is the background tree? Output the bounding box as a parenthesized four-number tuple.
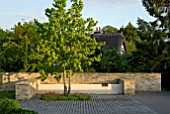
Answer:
(142, 0, 170, 89)
(100, 49, 131, 72)
(35, 0, 104, 96)
(12, 21, 39, 72)
(102, 25, 118, 33)
(128, 17, 167, 72)
(0, 28, 13, 72)
(120, 22, 139, 52)
(0, 21, 39, 72)
(142, 0, 170, 39)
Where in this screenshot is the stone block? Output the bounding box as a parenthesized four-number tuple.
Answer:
(121, 79, 135, 95)
(15, 79, 37, 100)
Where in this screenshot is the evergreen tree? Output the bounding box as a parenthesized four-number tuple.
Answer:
(128, 17, 167, 72)
(142, 0, 170, 39)
(142, 0, 170, 89)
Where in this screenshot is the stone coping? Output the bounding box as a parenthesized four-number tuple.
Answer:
(16, 79, 40, 85)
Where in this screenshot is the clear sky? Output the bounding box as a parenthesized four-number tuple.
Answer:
(0, 0, 155, 30)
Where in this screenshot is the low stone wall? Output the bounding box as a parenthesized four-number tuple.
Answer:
(15, 78, 134, 99)
(1, 72, 161, 92)
(1, 72, 39, 84)
(16, 79, 137, 99)
(16, 79, 39, 99)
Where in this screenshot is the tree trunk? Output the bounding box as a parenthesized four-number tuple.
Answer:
(8, 72, 10, 83)
(67, 70, 72, 96)
(63, 69, 67, 96)
(168, 9, 170, 39)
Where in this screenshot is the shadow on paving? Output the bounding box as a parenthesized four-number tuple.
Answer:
(131, 92, 170, 114)
(18, 94, 157, 114)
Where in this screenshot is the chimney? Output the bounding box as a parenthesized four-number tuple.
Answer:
(94, 27, 101, 34)
(96, 27, 99, 32)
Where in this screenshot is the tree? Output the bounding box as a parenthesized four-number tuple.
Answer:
(142, 0, 170, 39)
(126, 0, 170, 72)
(35, 0, 104, 96)
(0, 28, 13, 72)
(12, 21, 39, 72)
(120, 23, 139, 52)
(100, 49, 131, 72)
(127, 18, 167, 72)
(140, 0, 170, 72)
(142, 0, 170, 89)
(0, 21, 39, 72)
(0, 28, 21, 72)
(102, 25, 118, 33)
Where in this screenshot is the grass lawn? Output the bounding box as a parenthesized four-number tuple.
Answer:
(0, 91, 15, 99)
(41, 93, 91, 101)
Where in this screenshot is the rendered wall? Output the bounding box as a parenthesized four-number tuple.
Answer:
(38, 83, 123, 94)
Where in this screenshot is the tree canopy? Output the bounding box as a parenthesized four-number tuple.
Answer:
(142, 0, 170, 39)
(102, 25, 118, 33)
(0, 22, 39, 72)
(120, 23, 139, 52)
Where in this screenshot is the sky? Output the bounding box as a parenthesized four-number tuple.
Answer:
(0, 0, 156, 30)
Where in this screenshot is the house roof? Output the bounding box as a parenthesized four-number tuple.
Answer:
(91, 32, 127, 52)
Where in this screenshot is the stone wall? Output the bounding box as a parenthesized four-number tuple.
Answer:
(16, 82, 124, 99)
(1, 72, 161, 92)
(1, 72, 39, 84)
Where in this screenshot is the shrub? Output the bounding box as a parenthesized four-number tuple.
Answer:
(11, 109, 38, 114)
(41, 93, 91, 101)
(0, 98, 21, 114)
(0, 98, 38, 114)
(0, 91, 15, 99)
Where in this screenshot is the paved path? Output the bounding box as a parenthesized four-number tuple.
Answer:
(131, 92, 170, 114)
(18, 94, 157, 114)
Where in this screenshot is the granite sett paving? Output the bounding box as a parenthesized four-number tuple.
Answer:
(18, 94, 157, 114)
